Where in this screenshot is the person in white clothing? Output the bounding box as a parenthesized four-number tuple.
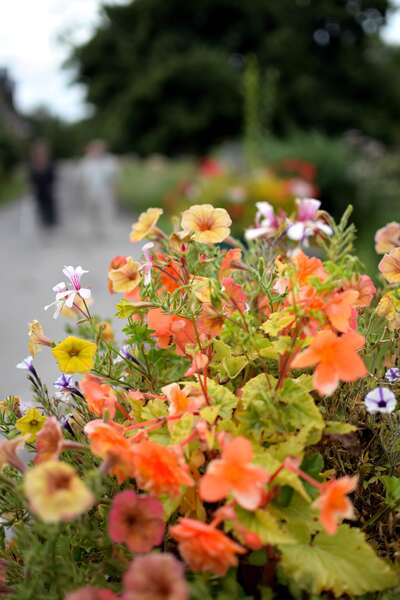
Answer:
(79, 140, 118, 234)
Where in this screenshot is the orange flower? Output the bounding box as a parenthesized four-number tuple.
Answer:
(147, 309, 196, 355)
(161, 382, 205, 415)
(108, 256, 141, 294)
(375, 222, 400, 254)
(222, 277, 247, 314)
(132, 440, 194, 496)
(159, 259, 184, 292)
(181, 204, 231, 244)
(170, 518, 245, 575)
(293, 250, 327, 286)
(219, 248, 242, 281)
(197, 304, 224, 337)
(80, 374, 117, 419)
(185, 352, 209, 377)
(291, 329, 367, 396)
(35, 417, 64, 464)
(199, 437, 269, 510)
(379, 248, 400, 284)
(344, 274, 376, 308)
(324, 290, 359, 332)
(84, 420, 135, 483)
(314, 476, 358, 534)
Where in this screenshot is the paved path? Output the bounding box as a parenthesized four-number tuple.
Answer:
(0, 163, 139, 401)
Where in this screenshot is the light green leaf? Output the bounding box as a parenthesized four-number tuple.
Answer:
(222, 355, 248, 379)
(279, 525, 398, 597)
(261, 310, 295, 336)
(236, 506, 295, 545)
(380, 475, 400, 507)
(200, 406, 219, 424)
(325, 421, 357, 435)
(169, 413, 194, 443)
(141, 398, 168, 420)
(255, 451, 310, 501)
(115, 298, 137, 319)
(207, 379, 238, 419)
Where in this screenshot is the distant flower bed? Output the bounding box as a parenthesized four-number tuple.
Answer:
(164, 157, 319, 237)
(2, 203, 400, 599)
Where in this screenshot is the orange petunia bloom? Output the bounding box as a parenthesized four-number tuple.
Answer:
(197, 304, 225, 338)
(343, 274, 376, 308)
(292, 250, 327, 286)
(80, 374, 117, 419)
(132, 440, 194, 496)
(199, 436, 269, 510)
(314, 475, 358, 535)
(219, 248, 242, 281)
(181, 204, 231, 244)
(84, 420, 135, 483)
(324, 290, 359, 333)
(379, 247, 400, 284)
(170, 518, 246, 576)
(291, 329, 367, 396)
(35, 417, 64, 464)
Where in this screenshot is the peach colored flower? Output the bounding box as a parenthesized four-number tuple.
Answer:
(80, 374, 117, 419)
(108, 256, 141, 294)
(293, 250, 327, 286)
(85, 421, 135, 483)
(161, 383, 204, 415)
(28, 320, 52, 356)
(130, 208, 163, 242)
(34, 417, 64, 464)
(185, 352, 209, 377)
(291, 329, 367, 395)
(344, 274, 376, 308)
(181, 204, 231, 244)
(0, 437, 26, 472)
(170, 518, 245, 576)
(222, 277, 247, 314)
(199, 436, 269, 510)
(132, 440, 194, 496)
(379, 247, 400, 284)
(197, 304, 225, 337)
(219, 248, 242, 281)
(24, 460, 94, 523)
(324, 289, 359, 332)
(376, 291, 400, 330)
(108, 490, 164, 553)
(123, 553, 188, 600)
(314, 476, 358, 535)
(375, 222, 400, 254)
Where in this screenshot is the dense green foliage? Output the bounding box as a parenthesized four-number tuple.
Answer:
(71, 0, 400, 154)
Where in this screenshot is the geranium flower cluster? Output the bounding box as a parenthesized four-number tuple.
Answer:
(1, 203, 399, 599)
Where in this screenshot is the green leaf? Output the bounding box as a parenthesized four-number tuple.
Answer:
(325, 421, 357, 435)
(115, 298, 137, 318)
(200, 406, 220, 424)
(236, 506, 295, 545)
(169, 413, 194, 443)
(278, 525, 398, 597)
(223, 355, 248, 379)
(255, 451, 310, 501)
(207, 379, 238, 419)
(380, 475, 400, 507)
(261, 310, 295, 336)
(141, 398, 168, 420)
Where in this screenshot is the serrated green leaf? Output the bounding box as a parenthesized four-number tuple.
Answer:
(169, 413, 194, 443)
(325, 421, 357, 435)
(141, 398, 168, 420)
(236, 506, 295, 545)
(254, 451, 310, 501)
(222, 355, 248, 379)
(200, 406, 220, 424)
(278, 525, 398, 597)
(207, 379, 238, 418)
(261, 310, 295, 336)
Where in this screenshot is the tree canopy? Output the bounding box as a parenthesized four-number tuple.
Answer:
(71, 0, 400, 155)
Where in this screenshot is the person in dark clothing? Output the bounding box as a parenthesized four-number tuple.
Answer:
(29, 140, 58, 228)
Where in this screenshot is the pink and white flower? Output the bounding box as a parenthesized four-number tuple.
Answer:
(141, 242, 154, 285)
(45, 266, 91, 318)
(287, 198, 332, 244)
(245, 202, 280, 241)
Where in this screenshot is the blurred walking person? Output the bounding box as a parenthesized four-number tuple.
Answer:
(28, 140, 58, 228)
(79, 140, 118, 235)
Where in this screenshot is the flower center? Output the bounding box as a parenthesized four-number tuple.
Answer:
(48, 472, 72, 493)
(197, 217, 214, 232)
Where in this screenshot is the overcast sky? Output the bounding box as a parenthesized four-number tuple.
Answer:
(1, 0, 400, 122)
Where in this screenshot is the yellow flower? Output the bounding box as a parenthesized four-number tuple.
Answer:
(181, 204, 231, 244)
(52, 336, 97, 374)
(130, 208, 163, 242)
(28, 320, 52, 356)
(108, 256, 141, 293)
(379, 248, 400, 284)
(376, 292, 400, 330)
(16, 408, 46, 442)
(23, 460, 94, 523)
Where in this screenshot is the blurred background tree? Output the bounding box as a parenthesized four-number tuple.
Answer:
(71, 0, 400, 155)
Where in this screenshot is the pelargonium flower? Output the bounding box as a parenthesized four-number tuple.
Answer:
(23, 460, 94, 523)
(108, 490, 164, 553)
(170, 518, 246, 576)
(65, 587, 117, 600)
(141, 242, 154, 285)
(15, 408, 46, 442)
(199, 436, 269, 510)
(386, 367, 400, 383)
(291, 329, 367, 396)
(130, 207, 163, 242)
(364, 387, 397, 414)
(84, 420, 135, 483)
(181, 204, 231, 244)
(245, 201, 279, 241)
(132, 439, 194, 496)
(123, 553, 188, 600)
(287, 198, 332, 243)
(324, 289, 359, 333)
(161, 382, 204, 415)
(313, 476, 358, 535)
(79, 374, 117, 419)
(52, 336, 97, 374)
(45, 266, 91, 318)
